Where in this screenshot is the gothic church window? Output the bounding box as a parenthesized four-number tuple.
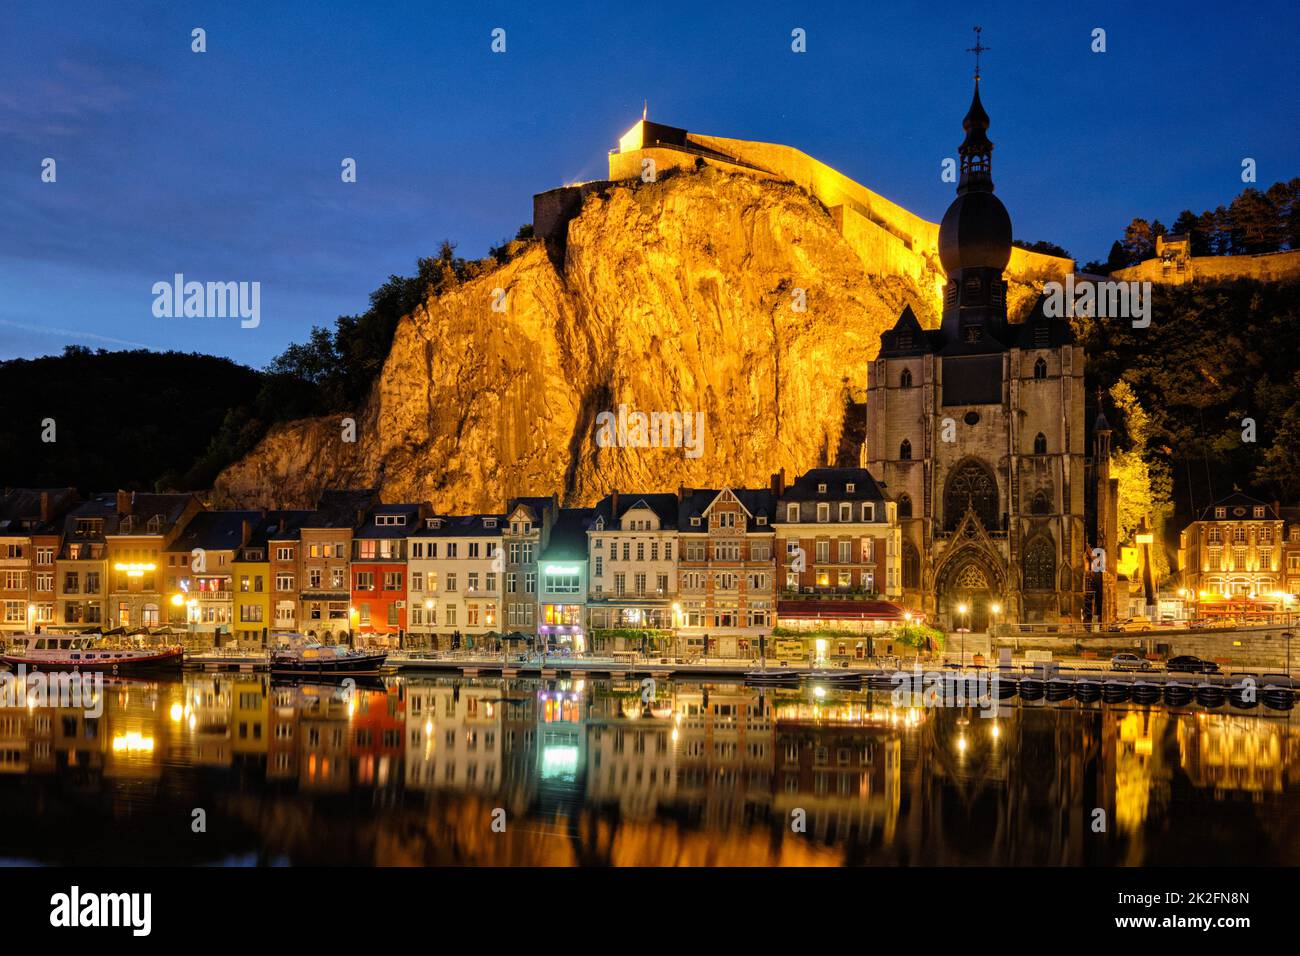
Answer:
(1033, 357, 1047, 379)
(902, 543, 920, 589)
(943, 460, 998, 532)
(900, 368, 913, 388)
(1033, 432, 1047, 455)
(899, 439, 912, 460)
(1031, 489, 1050, 515)
(1023, 537, 1056, 590)
(897, 494, 912, 518)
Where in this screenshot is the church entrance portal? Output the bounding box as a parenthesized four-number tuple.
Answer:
(936, 558, 1000, 633)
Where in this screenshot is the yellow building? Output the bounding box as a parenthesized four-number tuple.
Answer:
(233, 539, 271, 648)
(231, 675, 270, 757)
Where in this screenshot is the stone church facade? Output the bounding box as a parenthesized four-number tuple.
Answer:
(863, 78, 1092, 630)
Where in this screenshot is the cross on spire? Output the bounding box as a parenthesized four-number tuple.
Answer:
(966, 26, 989, 80)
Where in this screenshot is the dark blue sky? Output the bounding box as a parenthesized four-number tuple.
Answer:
(2, 0, 1296, 367)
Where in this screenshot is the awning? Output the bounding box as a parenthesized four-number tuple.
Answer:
(776, 599, 908, 621)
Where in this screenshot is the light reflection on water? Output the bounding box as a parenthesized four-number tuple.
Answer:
(0, 672, 1296, 866)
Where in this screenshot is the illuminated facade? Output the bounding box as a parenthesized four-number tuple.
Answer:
(587, 492, 679, 652)
(406, 513, 504, 649)
(865, 80, 1089, 630)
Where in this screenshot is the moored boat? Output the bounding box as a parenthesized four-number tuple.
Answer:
(744, 667, 801, 686)
(270, 634, 387, 677)
(0, 633, 183, 673)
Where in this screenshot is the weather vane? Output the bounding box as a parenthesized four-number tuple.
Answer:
(967, 26, 989, 80)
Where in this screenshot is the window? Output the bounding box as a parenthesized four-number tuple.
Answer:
(900, 368, 913, 387)
(786, 503, 798, 522)
(897, 494, 912, 519)
(899, 439, 912, 460)
(545, 570, 581, 594)
(861, 502, 875, 521)
(1023, 536, 1056, 590)
(838, 540, 851, 563)
(944, 460, 998, 532)
(1033, 432, 1047, 455)
(838, 503, 851, 521)
(1033, 357, 1047, 379)
(816, 503, 829, 523)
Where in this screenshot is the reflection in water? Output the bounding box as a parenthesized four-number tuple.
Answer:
(0, 674, 1296, 866)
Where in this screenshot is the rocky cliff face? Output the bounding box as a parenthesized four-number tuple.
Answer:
(214, 165, 1039, 510)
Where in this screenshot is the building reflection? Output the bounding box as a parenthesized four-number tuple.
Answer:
(0, 671, 1295, 865)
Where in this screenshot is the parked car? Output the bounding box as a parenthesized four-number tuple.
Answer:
(1111, 653, 1153, 672)
(1108, 618, 1153, 633)
(1166, 655, 1220, 674)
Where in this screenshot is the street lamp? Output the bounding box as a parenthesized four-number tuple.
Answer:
(956, 601, 970, 667)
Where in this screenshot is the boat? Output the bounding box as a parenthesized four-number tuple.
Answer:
(744, 667, 801, 686)
(801, 668, 863, 685)
(270, 634, 387, 677)
(0, 633, 182, 673)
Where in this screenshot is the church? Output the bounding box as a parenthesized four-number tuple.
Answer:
(864, 69, 1114, 630)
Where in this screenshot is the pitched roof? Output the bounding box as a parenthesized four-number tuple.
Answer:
(778, 467, 886, 505)
(170, 510, 261, 553)
(593, 492, 679, 529)
(0, 487, 78, 534)
(1199, 492, 1277, 521)
(354, 503, 424, 539)
(410, 514, 506, 537)
(677, 488, 776, 527)
(541, 507, 597, 561)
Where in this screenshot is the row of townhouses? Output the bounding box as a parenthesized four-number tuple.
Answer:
(0, 470, 904, 658)
(4, 475, 1290, 658)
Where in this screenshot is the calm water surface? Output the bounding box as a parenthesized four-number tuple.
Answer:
(1, 673, 1296, 866)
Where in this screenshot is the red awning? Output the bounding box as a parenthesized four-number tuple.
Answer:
(776, 600, 908, 620)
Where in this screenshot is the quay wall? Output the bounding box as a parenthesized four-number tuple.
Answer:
(995, 625, 1296, 671)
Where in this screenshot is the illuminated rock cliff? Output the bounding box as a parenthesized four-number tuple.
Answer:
(214, 163, 1048, 510)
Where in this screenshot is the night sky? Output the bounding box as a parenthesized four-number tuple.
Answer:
(2, 0, 1296, 366)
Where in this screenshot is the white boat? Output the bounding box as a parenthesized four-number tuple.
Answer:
(1, 633, 183, 672)
(270, 634, 387, 677)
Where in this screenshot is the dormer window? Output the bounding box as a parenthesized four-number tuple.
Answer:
(846, 483, 855, 493)
(786, 503, 798, 522)
(375, 514, 407, 526)
(427, 518, 443, 529)
(1214, 507, 1226, 519)
(817, 483, 827, 494)
(756, 516, 767, 525)
(1253, 507, 1265, 518)
(484, 518, 497, 528)
(691, 517, 701, 527)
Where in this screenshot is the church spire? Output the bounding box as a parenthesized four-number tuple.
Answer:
(958, 27, 994, 195)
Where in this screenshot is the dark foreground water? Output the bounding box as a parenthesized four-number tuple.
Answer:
(0, 673, 1296, 866)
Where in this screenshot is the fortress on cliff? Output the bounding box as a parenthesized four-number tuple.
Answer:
(534, 117, 1075, 319)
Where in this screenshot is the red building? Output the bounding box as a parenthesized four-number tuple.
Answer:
(351, 503, 423, 646)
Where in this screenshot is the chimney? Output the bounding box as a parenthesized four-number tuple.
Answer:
(610, 490, 619, 521)
(116, 490, 130, 515)
(770, 470, 785, 498)
(241, 518, 253, 546)
(39, 491, 50, 524)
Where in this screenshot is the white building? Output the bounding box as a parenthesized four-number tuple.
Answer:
(406, 514, 504, 650)
(586, 493, 680, 654)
